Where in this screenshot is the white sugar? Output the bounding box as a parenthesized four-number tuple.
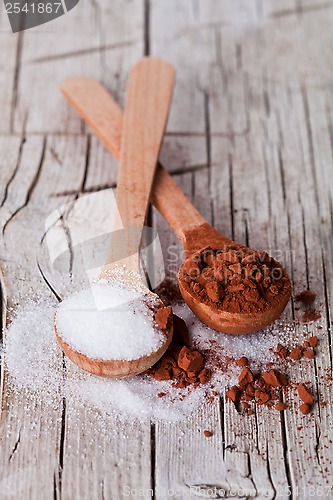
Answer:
(6, 302, 62, 393)
(55, 282, 165, 361)
(3, 290, 314, 424)
(3, 299, 210, 422)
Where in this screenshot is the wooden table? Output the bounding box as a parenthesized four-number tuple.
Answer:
(0, 1, 332, 498)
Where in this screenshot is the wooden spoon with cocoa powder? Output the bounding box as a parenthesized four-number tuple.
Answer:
(61, 78, 291, 335)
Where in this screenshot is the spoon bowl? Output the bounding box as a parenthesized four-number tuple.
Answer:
(55, 288, 173, 378)
(178, 260, 290, 335)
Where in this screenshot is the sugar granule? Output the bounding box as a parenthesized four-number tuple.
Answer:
(55, 281, 165, 361)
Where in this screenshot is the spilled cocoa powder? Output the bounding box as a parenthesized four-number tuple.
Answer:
(179, 246, 291, 314)
(295, 289, 321, 323)
(225, 357, 316, 416)
(203, 430, 213, 438)
(150, 308, 211, 389)
(147, 284, 318, 415)
(153, 300, 320, 416)
(295, 290, 316, 305)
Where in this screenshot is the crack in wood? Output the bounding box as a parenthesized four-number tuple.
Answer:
(0, 137, 25, 209)
(219, 396, 226, 460)
(314, 423, 323, 471)
(28, 40, 139, 65)
(279, 411, 294, 498)
(271, 1, 333, 19)
(2, 137, 46, 235)
(321, 254, 333, 369)
(228, 154, 235, 241)
(204, 92, 214, 228)
(150, 423, 156, 500)
(246, 453, 258, 497)
(49, 148, 63, 167)
(51, 183, 117, 197)
(8, 430, 21, 462)
(144, 0, 150, 56)
(265, 443, 277, 499)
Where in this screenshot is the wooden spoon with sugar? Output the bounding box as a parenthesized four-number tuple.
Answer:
(55, 58, 175, 377)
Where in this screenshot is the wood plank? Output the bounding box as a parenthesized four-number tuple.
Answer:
(11, 0, 144, 134)
(0, 135, 88, 499)
(150, 0, 215, 134)
(152, 1, 333, 498)
(0, 9, 19, 133)
(33, 132, 156, 498)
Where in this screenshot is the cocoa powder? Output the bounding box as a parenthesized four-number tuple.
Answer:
(262, 369, 287, 387)
(305, 336, 318, 348)
(290, 346, 303, 360)
(237, 356, 249, 367)
(155, 306, 173, 330)
(295, 289, 321, 323)
(297, 383, 314, 405)
(300, 403, 312, 415)
(295, 290, 316, 305)
(302, 310, 321, 323)
(203, 430, 213, 438)
(275, 402, 287, 411)
(148, 315, 211, 388)
(149, 284, 322, 417)
(179, 246, 291, 314)
(226, 386, 241, 403)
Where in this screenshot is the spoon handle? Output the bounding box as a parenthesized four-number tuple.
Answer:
(61, 76, 229, 253)
(101, 59, 175, 274)
(117, 58, 175, 228)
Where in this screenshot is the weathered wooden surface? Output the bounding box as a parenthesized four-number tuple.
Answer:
(0, 1, 332, 499)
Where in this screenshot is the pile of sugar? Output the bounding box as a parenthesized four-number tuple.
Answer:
(3, 291, 311, 422)
(55, 281, 164, 361)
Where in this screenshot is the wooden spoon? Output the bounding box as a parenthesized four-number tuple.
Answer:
(61, 78, 291, 335)
(55, 58, 175, 377)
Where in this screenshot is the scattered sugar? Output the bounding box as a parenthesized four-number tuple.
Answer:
(3, 289, 311, 423)
(6, 302, 62, 394)
(56, 281, 165, 361)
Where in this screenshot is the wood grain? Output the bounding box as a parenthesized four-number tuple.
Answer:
(0, 1, 332, 499)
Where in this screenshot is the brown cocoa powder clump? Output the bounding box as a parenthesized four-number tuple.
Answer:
(262, 369, 287, 387)
(255, 390, 270, 404)
(300, 403, 312, 415)
(276, 343, 289, 359)
(148, 337, 211, 389)
(297, 383, 314, 405)
(302, 310, 321, 323)
(290, 346, 303, 360)
(238, 367, 254, 388)
(226, 386, 241, 403)
(305, 336, 318, 348)
(303, 348, 315, 359)
(295, 290, 316, 305)
(155, 306, 173, 330)
(203, 430, 213, 438)
(179, 246, 291, 314)
(275, 402, 287, 411)
(237, 356, 249, 367)
(178, 346, 204, 374)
